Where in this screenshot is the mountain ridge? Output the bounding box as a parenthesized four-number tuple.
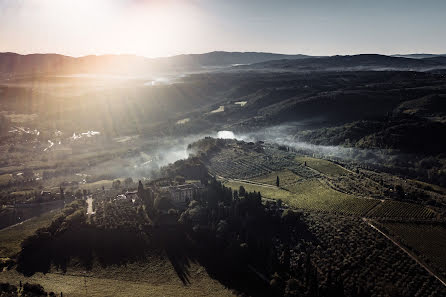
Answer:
(0, 51, 311, 76)
(239, 54, 446, 72)
(3, 51, 446, 76)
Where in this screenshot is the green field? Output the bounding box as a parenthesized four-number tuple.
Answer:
(252, 169, 301, 187)
(226, 178, 379, 216)
(0, 210, 62, 257)
(294, 156, 350, 176)
(0, 257, 235, 297)
(379, 222, 446, 277)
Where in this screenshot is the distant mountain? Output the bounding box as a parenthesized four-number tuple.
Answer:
(240, 54, 446, 72)
(4, 52, 445, 77)
(160, 51, 311, 67)
(392, 54, 446, 59)
(0, 51, 311, 76)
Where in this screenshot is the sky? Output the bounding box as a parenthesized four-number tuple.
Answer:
(0, 0, 445, 58)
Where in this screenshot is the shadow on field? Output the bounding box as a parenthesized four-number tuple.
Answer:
(155, 227, 195, 285)
(154, 225, 272, 297)
(16, 223, 272, 296)
(16, 225, 150, 277)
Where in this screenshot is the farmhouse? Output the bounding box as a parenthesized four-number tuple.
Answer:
(163, 183, 198, 206)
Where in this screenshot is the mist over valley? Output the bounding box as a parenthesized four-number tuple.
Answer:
(1, 36, 446, 297)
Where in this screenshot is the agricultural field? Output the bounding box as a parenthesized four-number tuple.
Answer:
(368, 200, 437, 219)
(225, 178, 380, 216)
(207, 142, 317, 180)
(300, 213, 446, 296)
(378, 221, 446, 279)
(0, 258, 235, 297)
(0, 209, 62, 257)
(208, 140, 444, 222)
(327, 172, 385, 199)
(294, 156, 350, 176)
(209, 155, 272, 179)
(225, 180, 295, 201)
(251, 169, 301, 186)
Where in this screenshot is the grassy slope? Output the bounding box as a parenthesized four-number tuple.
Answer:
(409, 179, 446, 195)
(0, 199, 233, 296)
(0, 257, 235, 297)
(0, 209, 62, 257)
(294, 156, 350, 176)
(0, 173, 12, 186)
(225, 178, 379, 216)
(252, 169, 301, 186)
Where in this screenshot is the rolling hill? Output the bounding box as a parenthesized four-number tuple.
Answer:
(0, 51, 311, 76)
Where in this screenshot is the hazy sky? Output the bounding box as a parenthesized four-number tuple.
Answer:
(1, 0, 445, 58)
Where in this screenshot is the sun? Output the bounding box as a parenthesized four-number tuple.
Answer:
(1, 0, 205, 58)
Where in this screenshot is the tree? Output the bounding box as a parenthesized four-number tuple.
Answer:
(395, 185, 405, 200)
(137, 180, 144, 194)
(60, 186, 65, 200)
(0, 282, 18, 296)
(75, 189, 83, 199)
(0, 114, 10, 136)
(276, 176, 280, 187)
(124, 177, 133, 188)
(112, 179, 121, 189)
(23, 168, 34, 181)
(239, 186, 246, 196)
(22, 283, 47, 297)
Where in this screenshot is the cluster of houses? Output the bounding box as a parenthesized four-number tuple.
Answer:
(116, 178, 204, 212)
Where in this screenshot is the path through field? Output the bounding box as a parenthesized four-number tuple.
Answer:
(86, 196, 95, 215)
(362, 218, 446, 287)
(217, 176, 278, 189)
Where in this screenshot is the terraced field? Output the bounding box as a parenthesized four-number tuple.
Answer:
(368, 200, 437, 219)
(207, 144, 317, 180)
(210, 142, 441, 222)
(209, 156, 271, 179)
